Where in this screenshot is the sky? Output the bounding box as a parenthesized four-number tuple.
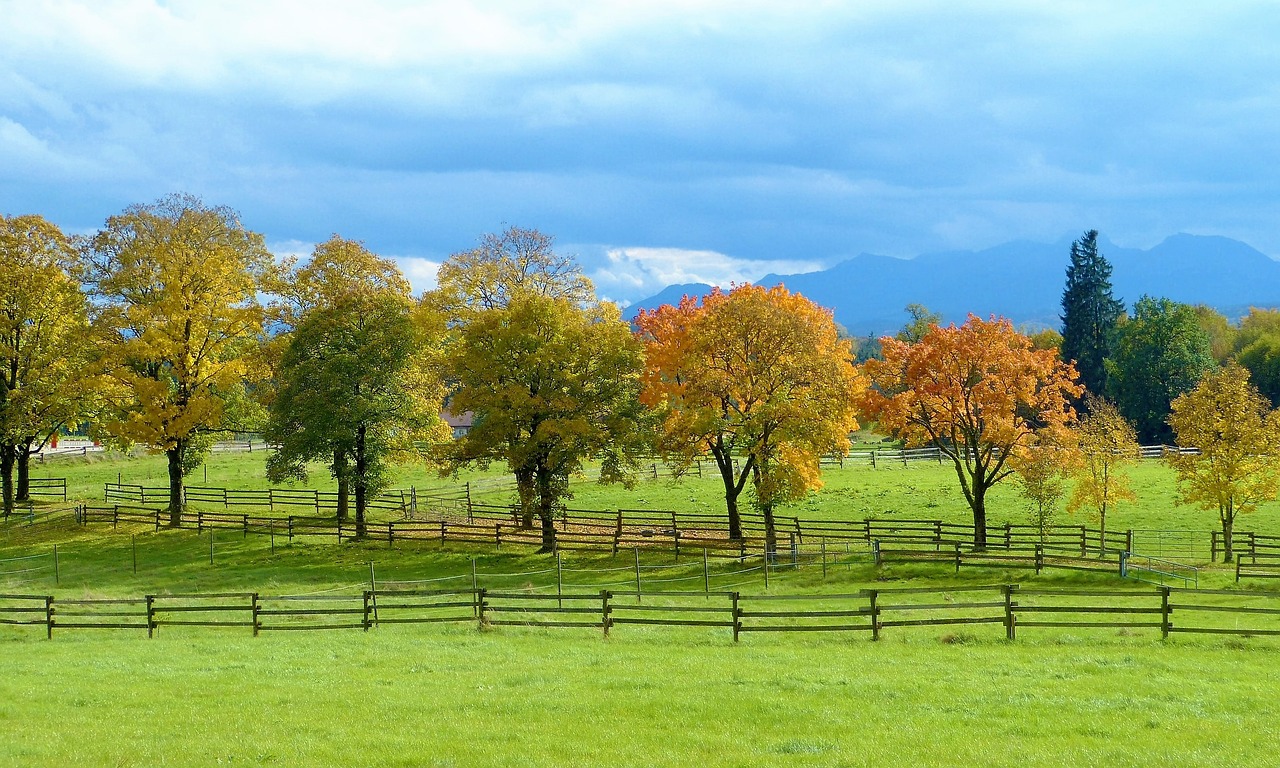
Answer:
(3, 1, 1279, 304)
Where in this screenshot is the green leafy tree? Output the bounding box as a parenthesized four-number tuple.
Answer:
(1013, 433, 1078, 544)
(265, 291, 447, 537)
(266, 235, 414, 520)
(1060, 230, 1124, 398)
(1192, 305, 1236, 364)
(1106, 296, 1214, 443)
(1233, 308, 1280, 406)
(1167, 363, 1280, 562)
(897, 303, 942, 344)
(83, 194, 271, 525)
(446, 291, 649, 552)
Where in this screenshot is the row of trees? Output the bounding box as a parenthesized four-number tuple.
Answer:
(4, 198, 1279, 558)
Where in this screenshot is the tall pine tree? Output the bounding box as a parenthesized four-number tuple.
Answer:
(1060, 230, 1124, 397)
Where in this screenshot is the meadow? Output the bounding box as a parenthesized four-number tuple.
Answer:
(5, 448, 1280, 767)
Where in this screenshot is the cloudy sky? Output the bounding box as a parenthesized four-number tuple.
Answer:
(2, 1, 1278, 303)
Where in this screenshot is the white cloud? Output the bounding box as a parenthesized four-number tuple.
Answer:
(395, 256, 443, 295)
(589, 246, 825, 304)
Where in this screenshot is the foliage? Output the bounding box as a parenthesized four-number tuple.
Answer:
(0, 214, 96, 516)
(1166, 363, 1280, 562)
(264, 291, 448, 536)
(82, 194, 271, 524)
(1059, 230, 1124, 398)
(446, 290, 649, 551)
(1106, 296, 1214, 444)
(1192, 305, 1236, 364)
(1233, 308, 1280, 406)
(1066, 397, 1138, 551)
(897, 303, 942, 344)
(1012, 432, 1077, 542)
(1027, 328, 1063, 352)
(863, 315, 1081, 547)
(433, 226, 593, 316)
(264, 235, 417, 520)
(637, 284, 863, 548)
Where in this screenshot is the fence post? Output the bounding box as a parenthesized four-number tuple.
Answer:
(252, 593, 260, 636)
(362, 591, 372, 632)
(388, 521, 395, 549)
(556, 551, 563, 609)
(873, 539, 881, 567)
(703, 548, 710, 595)
(869, 589, 880, 641)
(1034, 544, 1043, 575)
(1211, 531, 1219, 562)
(731, 592, 741, 642)
(954, 543, 962, 573)
(45, 596, 54, 639)
(1125, 530, 1134, 555)
(601, 590, 612, 637)
(1160, 586, 1171, 639)
(146, 595, 155, 638)
(634, 547, 642, 602)
(763, 552, 770, 590)
(369, 561, 379, 626)
(477, 587, 488, 628)
(1003, 584, 1017, 640)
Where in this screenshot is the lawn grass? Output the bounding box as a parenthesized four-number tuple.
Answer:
(2, 629, 1279, 767)
(8, 449, 1280, 767)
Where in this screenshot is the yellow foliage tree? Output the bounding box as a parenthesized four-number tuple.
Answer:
(1067, 397, 1138, 553)
(0, 214, 97, 517)
(83, 194, 271, 525)
(1013, 431, 1079, 544)
(637, 285, 863, 552)
(1166, 363, 1280, 562)
(862, 315, 1081, 548)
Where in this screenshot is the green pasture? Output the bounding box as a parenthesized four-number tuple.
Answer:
(6, 449, 1280, 767)
(24, 443, 1278, 534)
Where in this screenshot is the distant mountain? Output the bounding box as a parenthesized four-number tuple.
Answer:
(628, 234, 1280, 336)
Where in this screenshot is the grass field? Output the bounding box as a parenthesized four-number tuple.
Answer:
(6, 449, 1280, 766)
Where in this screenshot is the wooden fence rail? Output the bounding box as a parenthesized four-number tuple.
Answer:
(9, 585, 1280, 642)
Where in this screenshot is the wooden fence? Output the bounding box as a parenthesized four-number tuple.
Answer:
(6, 584, 1280, 642)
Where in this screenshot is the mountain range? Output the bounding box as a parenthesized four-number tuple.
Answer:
(629, 234, 1280, 337)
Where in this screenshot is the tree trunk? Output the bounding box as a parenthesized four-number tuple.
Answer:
(1222, 506, 1234, 564)
(515, 466, 536, 528)
(536, 465, 557, 553)
(971, 484, 988, 549)
(16, 440, 32, 503)
(763, 503, 777, 561)
(0, 444, 14, 519)
(333, 449, 349, 522)
(710, 441, 750, 540)
(166, 441, 185, 527)
(353, 426, 367, 538)
(1099, 510, 1107, 557)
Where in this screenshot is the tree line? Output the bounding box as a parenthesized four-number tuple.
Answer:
(3, 199, 1278, 559)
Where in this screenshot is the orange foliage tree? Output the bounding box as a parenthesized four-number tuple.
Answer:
(862, 315, 1081, 548)
(636, 284, 862, 553)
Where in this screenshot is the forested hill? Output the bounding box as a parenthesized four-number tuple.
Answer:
(628, 234, 1280, 336)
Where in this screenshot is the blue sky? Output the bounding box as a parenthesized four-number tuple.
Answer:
(2, 1, 1278, 304)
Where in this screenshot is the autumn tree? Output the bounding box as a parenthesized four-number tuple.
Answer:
(0, 215, 97, 517)
(83, 194, 271, 525)
(863, 315, 1081, 548)
(1060, 230, 1124, 398)
(1067, 397, 1139, 554)
(265, 235, 414, 520)
(446, 291, 648, 551)
(1166, 363, 1280, 562)
(431, 226, 595, 527)
(1106, 296, 1214, 443)
(637, 285, 863, 552)
(265, 291, 447, 537)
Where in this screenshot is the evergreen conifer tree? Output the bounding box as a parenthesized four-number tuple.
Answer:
(1060, 230, 1124, 397)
